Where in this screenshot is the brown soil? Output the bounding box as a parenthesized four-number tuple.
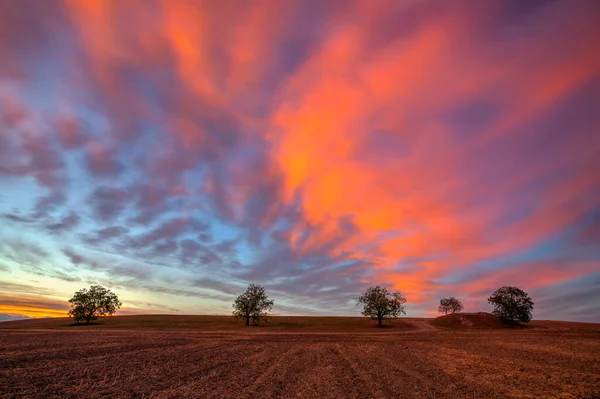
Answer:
(409, 320, 439, 331)
(2, 328, 600, 398)
(0, 315, 418, 332)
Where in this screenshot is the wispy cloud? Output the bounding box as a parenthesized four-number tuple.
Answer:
(0, 0, 598, 320)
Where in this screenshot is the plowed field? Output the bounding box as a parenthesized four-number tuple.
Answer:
(2, 329, 599, 398)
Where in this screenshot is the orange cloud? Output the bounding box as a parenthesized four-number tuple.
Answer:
(268, 0, 600, 303)
(0, 294, 70, 318)
(1, 0, 598, 318)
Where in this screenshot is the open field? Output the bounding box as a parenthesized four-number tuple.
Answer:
(2, 328, 600, 398)
(1, 314, 597, 331)
(2, 316, 600, 398)
(0, 315, 419, 332)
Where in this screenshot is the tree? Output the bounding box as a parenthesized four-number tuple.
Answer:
(232, 284, 274, 326)
(438, 297, 464, 315)
(488, 286, 534, 323)
(356, 286, 406, 327)
(68, 285, 122, 324)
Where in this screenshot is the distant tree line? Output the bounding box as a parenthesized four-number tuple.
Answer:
(67, 284, 534, 326)
(228, 283, 533, 326)
(435, 287, 533, 323)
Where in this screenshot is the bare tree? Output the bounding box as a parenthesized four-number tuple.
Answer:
(438, 297, 464, 315)
(68, 285, 122, 324)
(232, 284, 274, 326)
(356, 286, 406, 327)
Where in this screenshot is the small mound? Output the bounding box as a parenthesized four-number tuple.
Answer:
(431, 312, 525, 329)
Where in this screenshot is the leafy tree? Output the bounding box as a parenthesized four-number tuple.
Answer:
(356, 286, 406, 327)
(68, 285, 122, 324)
(488, 286, 534, 323)
(438, 297, 464, 315)
(232, 284, 274, 326)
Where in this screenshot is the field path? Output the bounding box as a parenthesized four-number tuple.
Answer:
(408, 320, 439, 331)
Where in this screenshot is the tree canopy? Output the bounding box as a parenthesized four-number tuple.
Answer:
(438, 297, 464, 315)
(68, 285, 122, 324)
(356, 286, 406, 327)
(488, 286, 534, 323)
(232, 284, 274, 326)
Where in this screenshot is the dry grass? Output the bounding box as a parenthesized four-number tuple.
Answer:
(431, 312, 526, 329)
(431, 313, 600, 332)
(529, 319, 600, 331)
(2, 328, 600, 398)
(0, 315, 419, 332)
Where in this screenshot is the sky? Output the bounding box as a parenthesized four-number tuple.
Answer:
(1, 0, 599, 322)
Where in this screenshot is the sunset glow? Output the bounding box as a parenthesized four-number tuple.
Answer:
(1, 0, 599, 322)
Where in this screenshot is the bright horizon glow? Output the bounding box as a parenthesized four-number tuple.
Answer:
(1, 0, 599, 323)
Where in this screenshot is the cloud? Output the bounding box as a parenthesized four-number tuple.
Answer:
(124, 300, 180, 314)
(87, 186, 131, 221)
(0, 281, 58, 296)
(85, 142, 124, 178)
(0, 119, 65, 188)
(33, 191, 67, 217)
(54, 115, 90, 149)
(0, 238, 50, 269)
(0, 314, 31, 322)
(1, 212, 35, 224)
(80, 225, 129, 246)
(0, 294, 70, 318)
(126, 217, 209, 250)
(267, 0, 600, 307)
(532, 273, 600, 322)
(0, 0, 598, 320)
(46, 211, 80, 233)
(62, 248, 89, 266)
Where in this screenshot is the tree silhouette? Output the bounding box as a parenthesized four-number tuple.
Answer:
(488, 286, 534, 323)
(356, 286, 406, 327)
(438, 297, 464, 315)
(68, 285, 122, 324)
(232, 284, 274, 326)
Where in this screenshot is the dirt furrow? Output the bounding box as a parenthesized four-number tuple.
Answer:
(2, 330, 600, 398)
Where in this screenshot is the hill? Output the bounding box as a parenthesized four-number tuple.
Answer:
(431, 312, 528, 329)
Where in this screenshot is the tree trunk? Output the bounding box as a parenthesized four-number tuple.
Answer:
(245, 314, 250, 326)
(86, 306, 96, 324)
(378, 317, 382, 327)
